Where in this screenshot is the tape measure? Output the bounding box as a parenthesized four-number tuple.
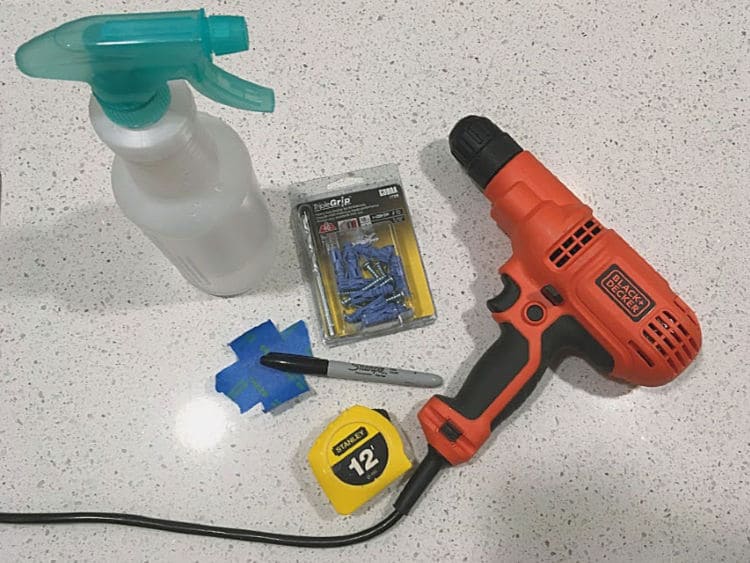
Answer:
(308, 405, 412, 515)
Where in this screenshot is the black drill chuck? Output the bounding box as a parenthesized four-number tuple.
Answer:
(449, 116, 522, 190)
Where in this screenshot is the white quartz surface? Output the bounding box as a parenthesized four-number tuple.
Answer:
(1, 1, 748, 561)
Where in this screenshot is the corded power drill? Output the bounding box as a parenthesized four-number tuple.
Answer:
(393, 116, 702, 514)
(0, 116, 703, 547)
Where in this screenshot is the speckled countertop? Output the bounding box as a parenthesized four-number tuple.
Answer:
(1, 1, 748, 561)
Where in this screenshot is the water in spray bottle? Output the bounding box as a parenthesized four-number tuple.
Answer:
(16, 9, 276, 296)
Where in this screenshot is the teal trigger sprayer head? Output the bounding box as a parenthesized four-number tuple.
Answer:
(15, 8, 274, 128)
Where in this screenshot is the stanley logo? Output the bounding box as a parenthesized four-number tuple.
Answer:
(596, 264, 654, 321)
(332, 426, 368, 456)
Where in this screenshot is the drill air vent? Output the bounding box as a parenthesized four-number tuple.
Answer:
(641, 310, 700, 375)
(549, 219, 602, 268)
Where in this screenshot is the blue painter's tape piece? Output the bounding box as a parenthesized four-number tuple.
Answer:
(280, 320, 313, 355)
(256, 321, 311, 411)
(216, 320, 312, 413)
(215, 362, 267, 414)
(229, 319, 280, 360)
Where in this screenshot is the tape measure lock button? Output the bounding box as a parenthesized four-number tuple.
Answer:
(308, 405, 412, 515)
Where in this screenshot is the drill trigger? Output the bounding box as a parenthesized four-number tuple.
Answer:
(486, 273, 520, 313)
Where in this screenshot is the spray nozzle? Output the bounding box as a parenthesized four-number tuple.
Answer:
(15, 9, 275, 128)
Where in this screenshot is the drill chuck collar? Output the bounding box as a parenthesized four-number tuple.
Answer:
(449, 115, 523, 189)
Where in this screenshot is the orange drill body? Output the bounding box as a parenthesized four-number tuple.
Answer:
(418, 118, 702, 466)
(487, 150, 701, 384)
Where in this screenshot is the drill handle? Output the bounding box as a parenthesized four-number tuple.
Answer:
(418, 317, 613, 465)
(418, 323, 544, 465)
(451, 323, 545, 430)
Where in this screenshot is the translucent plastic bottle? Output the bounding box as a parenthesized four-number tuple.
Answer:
(91, 81, 275, 295)
(16, 9, 276, 295)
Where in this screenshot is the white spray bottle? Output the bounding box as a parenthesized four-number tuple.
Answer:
(16, 9, 276, 296)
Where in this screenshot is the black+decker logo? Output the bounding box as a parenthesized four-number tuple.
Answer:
(595, 264, 654, 321)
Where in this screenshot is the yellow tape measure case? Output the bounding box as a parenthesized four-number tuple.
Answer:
(308, 405, 412, 515)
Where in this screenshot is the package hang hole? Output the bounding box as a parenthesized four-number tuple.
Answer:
(325, 176, 367, 191)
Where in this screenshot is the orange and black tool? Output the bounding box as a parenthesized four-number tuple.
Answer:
(393, 116, 702, 514)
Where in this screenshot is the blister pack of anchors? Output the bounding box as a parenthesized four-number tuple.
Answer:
(292, 164, 436, 344)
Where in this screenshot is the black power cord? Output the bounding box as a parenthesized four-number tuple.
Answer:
(0, 510, 403, 548)
(0, 448, 446, 548)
